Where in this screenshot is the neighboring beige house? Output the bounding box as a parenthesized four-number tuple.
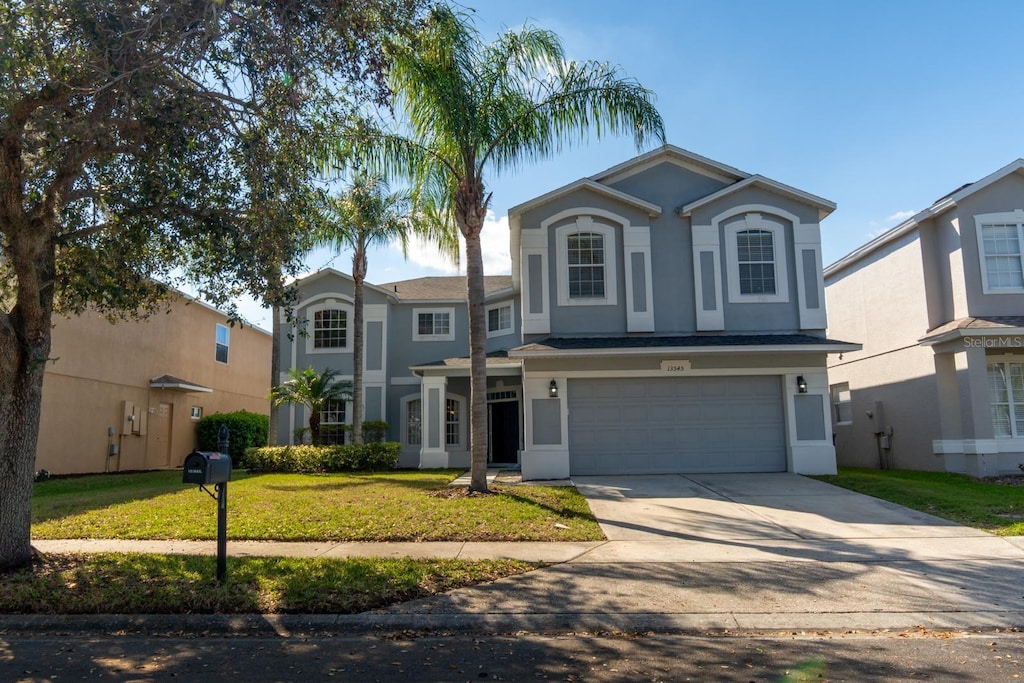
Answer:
(37, 294, 271, 474)
(825, 159, 1024, 477)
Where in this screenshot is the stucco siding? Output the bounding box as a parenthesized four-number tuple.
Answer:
(38, 298, 271, 474)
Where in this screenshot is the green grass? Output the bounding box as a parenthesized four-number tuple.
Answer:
(0, 553, 537, 614)
(32, 470, 603, 542)
(818, 468, 1024, 535)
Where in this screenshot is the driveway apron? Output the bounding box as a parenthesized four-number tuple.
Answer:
(381, 473, 1024, 631)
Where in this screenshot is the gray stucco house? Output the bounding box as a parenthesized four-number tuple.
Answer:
(279, 145, 855, 479)
(825, 159, 1024, 477)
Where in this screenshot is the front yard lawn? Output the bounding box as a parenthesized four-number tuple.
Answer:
(1, 553, 537, 614)
(32, 470, 604, 542)
(818, 468, 1024, 535)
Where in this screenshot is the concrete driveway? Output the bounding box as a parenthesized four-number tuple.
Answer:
(381, 472, 1024, 632)
(570, 473, 1008, 563)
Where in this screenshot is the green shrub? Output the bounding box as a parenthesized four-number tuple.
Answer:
(197, 410, 269, 466)
(244, 442, 401, 473)
(361, 420, 389, 443)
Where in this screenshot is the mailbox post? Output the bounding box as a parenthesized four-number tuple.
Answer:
(183, 437, 232, 582)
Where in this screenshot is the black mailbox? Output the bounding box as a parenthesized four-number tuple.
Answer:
(182, 451, 232, 485)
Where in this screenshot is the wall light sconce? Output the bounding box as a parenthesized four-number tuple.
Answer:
(796, 376, 808, 394)
(549, 379, 558, 398)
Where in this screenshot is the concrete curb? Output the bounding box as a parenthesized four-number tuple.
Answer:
(4, 611, 1024, 637)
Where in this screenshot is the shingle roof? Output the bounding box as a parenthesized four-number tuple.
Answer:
(921, 316, 1024, 340)
(376, 276, 513, 301)
(150, 375, 212, 392)
(512, 334, 857, 353)
(412, 349, 520, 369)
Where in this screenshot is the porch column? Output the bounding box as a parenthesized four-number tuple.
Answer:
(933, 343, 998, 476)
(419, 375, 448, 468)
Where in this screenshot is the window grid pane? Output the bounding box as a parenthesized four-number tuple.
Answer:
(568, 233, 605, 298)
(988, 362, 1024, 438)
(407, 399, 422, 446)
(314, 309, 347, 348)
(445, 399, 459, 446)
(319, 399, 346, 445)
(736, 230, 777, 295)
(488, 305, 512, 332)
(982, 223, 1024, 289)
(418, 312, 450, 337)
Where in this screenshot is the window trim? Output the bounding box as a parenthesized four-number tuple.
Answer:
(215, 324, 230, 364)
(722, 211, 790, 304)
(304, 299, 353, 355)
(486, 301, 515, 338)
(975, 210, 1024, 294)
(830, 382, 852, 425)
(319, 397, 350, 445)
(555, 217, 618, 307)
(412, 307, 455, 342)
(987, 359, 1024, 438)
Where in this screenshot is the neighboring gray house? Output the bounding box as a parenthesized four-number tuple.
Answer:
(280, 145, 855, 479)
(825, 159, 1024, 477)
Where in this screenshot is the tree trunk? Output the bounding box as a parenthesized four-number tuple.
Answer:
(0, 340, 46, 570)
(0, 226, 55, 570)
(269, 303, 280, 446)
(351, 247, 366, 446)
(464, 230, 489, 493)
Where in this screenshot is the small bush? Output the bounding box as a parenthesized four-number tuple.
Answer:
(197, 411, 269, 466)
(360, 420, 389, 443)
(244, 442, 401, 473)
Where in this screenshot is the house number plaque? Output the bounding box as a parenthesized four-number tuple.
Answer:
(660, 360, 692, 373)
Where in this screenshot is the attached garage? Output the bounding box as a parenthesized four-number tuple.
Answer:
(567, 376, 786, 475)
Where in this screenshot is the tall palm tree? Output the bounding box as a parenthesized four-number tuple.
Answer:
(269, 366, 353, 445)
(345, 7, 664, 491)
(318, 173, 455, 443)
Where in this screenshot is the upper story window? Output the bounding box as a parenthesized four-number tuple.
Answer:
(988, 360, 1024, 438)
(736, 229, 776, 295)
(555, 216, 618, 307)
(314, 309, 348, 349)
(486, 302, 514, 338)
(304, 299, 353, 354)
(567, 233, 605, 298)
(215, 324, 229, 364)
(724, 212, 790, 304)
(413, 308, 455, 342)
(976, 211, 1024, 293)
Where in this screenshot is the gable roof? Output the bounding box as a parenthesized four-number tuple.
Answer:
(376, 275, 514, 302)
(289, 267, 398, 299)
(679, 174, 836, 221)
(592, 144, 749, 185)
(825, 158, 1024, 278)
(507, 178, 662, 218)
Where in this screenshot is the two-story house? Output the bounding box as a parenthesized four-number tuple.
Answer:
(280, 145, 855, 479)
(825, 159, 1024, 478)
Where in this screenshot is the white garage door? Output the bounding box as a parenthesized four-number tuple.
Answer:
(568, 376, 786, 475)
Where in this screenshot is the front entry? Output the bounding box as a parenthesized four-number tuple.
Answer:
(488, 401, 519, 464)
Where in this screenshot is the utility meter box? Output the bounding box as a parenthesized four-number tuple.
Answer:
(182, 451, 232, 485)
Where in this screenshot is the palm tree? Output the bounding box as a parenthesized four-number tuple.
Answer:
(269, 366, 353, 445)
(318, 173, 455, 443)
(344, 7, 664, 491)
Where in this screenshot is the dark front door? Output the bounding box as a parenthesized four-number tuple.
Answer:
(488, 401, 519, 463)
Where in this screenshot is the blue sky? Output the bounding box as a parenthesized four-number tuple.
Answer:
(236, 0, 1024, 329)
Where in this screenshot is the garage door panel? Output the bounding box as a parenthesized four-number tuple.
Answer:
(569, 376, 785, 475)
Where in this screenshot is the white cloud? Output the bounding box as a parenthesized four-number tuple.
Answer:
(396, 210, 512, 276)
(886, 210, 915, 223)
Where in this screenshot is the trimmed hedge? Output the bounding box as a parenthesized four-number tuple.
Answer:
(197, 410, 269, 466)
(244, 442, 401, 473)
